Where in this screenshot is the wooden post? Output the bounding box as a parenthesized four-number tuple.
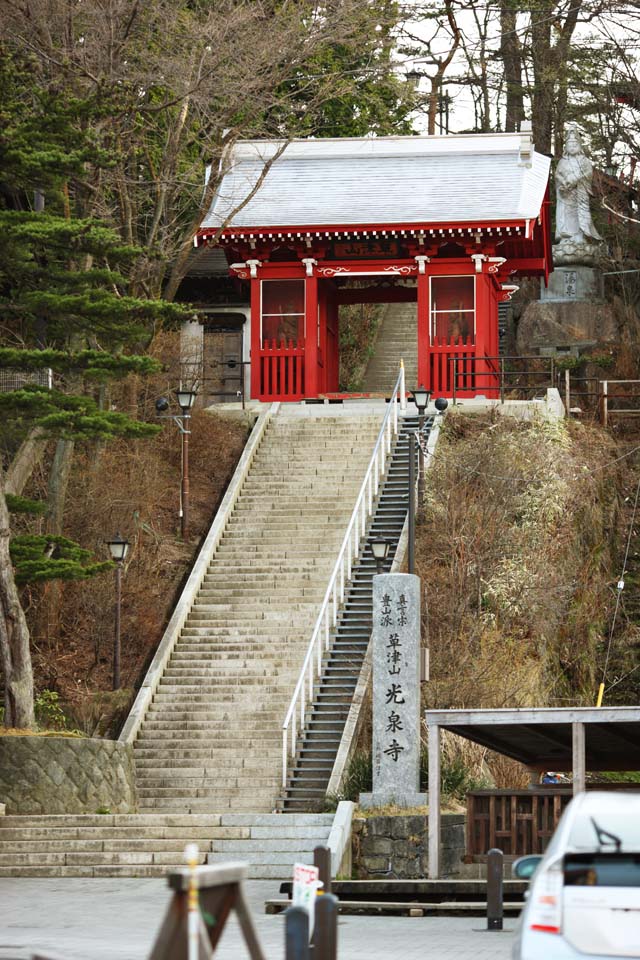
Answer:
(565, 368, 571, 416)
(601, 380, 608, 427)
(314, 894, 338, 960)
(314, 845, 332, 895)
(572, 722, 586, 795)
(428, 722, 441, 879)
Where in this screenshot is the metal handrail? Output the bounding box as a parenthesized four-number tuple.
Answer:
(452, 354, 557, 404)
(281, 363, 407, 787)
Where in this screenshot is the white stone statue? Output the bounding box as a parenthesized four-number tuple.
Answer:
(554, 125, 604, 265)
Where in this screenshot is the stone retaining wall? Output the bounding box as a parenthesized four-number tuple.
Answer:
(352, 813, 465, 879)
(0, 736, 138, 815)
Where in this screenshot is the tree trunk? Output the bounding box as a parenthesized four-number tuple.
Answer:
(47, 439, 75, 536)
(501, 2, 524, 133)
(4, 427, 48, 496)
(0, 472, 35, 729)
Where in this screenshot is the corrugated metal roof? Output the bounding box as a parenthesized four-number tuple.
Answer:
(201, 133, 551, 232)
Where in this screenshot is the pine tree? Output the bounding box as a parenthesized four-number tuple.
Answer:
(0, 48, 189, 728)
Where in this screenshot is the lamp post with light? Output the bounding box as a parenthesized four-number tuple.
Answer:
(106, 533, 130, 691)
(156, 385, 198, 540)
(370, 537, 390, 575)
(410, 385, 431, 506)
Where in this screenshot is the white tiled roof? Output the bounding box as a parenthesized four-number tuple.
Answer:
(201, 133, 551, 232)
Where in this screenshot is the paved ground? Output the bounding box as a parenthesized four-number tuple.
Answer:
(0, 879, 516, 960)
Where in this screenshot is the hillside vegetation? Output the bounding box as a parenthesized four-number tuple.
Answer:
(418, 411, 620, 715)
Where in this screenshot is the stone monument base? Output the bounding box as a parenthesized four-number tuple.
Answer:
(359, 790, 427, 810)
(540, 265, 603, 303)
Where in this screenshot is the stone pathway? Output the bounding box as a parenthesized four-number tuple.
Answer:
(0, 878, 516, 960)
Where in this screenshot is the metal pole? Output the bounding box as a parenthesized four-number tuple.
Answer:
(408, 432, 416, 574)
(487, 848, 504, 930)
(602, 380, 608, 428)
(500, 358, 505, 404)
(181, 413, 190, 539)
(418, 412, 425, 505)
(113, 563, 122, 691)
(285, 906, 310, 960)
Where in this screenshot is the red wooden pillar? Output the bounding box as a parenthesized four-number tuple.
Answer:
(475, 273, 492, 395)
(326, 283, 339, 392)
(416, 271, 430, 391)
(318, 281, 327, 394)
(304, 275, 319, 398)
(250, 277, 262, 400)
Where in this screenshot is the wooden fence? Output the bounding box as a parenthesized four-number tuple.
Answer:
(466, 789, 572, 859)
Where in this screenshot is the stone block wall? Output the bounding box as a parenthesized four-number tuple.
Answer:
(0, 736, 138, 815)
(352, 813, 465, 879)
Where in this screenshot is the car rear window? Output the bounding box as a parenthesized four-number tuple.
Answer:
(564, 854, 640, 887)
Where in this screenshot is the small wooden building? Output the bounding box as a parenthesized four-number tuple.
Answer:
(197, 130, 552, 402)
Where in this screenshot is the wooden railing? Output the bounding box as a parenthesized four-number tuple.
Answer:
(430, 336, 476, 396)
(466, 789, 572, 858)
(282, 365, 407, 787)
(260, 339, 305, 401)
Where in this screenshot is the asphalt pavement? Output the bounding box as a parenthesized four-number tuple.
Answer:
(0, 878, 516, 960)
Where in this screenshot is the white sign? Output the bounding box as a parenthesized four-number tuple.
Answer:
(292, 862, 323, 936)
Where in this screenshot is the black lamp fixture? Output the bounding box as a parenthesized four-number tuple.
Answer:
(175, 385, 197, 413)
(370, 537, 390, 575)
(106, 532, 130, 565)
(105, 532, 130, 690)
(410, 385, 431, 416)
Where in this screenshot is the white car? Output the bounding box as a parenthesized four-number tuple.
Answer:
(512, 791, 640, 959)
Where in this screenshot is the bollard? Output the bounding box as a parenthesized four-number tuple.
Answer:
(487, 847, 504, 931)
(285, 906, 310, 960)
(314, 845, 332, 895)
(313, 894, 338, 960)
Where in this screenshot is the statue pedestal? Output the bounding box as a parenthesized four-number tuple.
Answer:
(517, 264, 615, 354)
(540, 265, 603, 304)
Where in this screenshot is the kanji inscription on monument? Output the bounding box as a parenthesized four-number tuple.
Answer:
(360, 573, 426, 808)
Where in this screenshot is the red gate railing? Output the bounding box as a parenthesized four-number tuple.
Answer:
(259, 339, 305, 401)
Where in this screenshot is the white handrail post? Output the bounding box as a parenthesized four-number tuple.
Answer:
(400, 360, 407, 412)
(282, 731, 287, 787)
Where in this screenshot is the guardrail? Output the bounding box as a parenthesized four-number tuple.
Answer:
(600, 379, 640, 427)
(281, 365, 407, 787)
(119, 402, 278, 744)
(451, 354, 556, 403)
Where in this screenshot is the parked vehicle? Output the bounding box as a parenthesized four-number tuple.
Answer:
(512, 791, 640, 959)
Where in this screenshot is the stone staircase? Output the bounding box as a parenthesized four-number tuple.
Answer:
(133, 407, 384, 814)
(0, 405, 387, 878)
(0, 812, 332, 878)
(362, 302, 418, 394)
(282, 414, 431, 810)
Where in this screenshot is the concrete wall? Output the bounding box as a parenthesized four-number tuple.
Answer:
(352, 813, 465, 879)
(0, 736, 138, 815)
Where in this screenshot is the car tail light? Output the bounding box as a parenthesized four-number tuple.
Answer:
(529, 865, 564, 934)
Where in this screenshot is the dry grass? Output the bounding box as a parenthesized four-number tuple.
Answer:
(415, 411, 620, 787)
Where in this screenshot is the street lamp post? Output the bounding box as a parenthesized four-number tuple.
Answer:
(370, 537, 390, 575)
(106, 533, 130, 691)
(175, 386, 197, 540)
(156, 385, 198, 540)
(410, 385, 431, 506)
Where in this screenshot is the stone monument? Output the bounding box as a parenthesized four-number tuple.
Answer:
(518, 124, 616, 354)
(359, 573, 426, 809)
